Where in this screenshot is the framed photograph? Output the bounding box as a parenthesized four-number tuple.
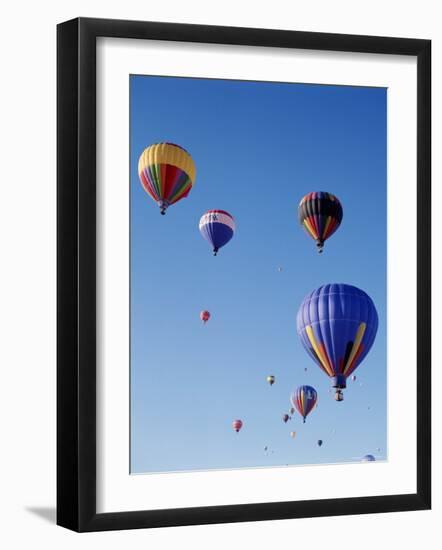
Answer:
(57, 17, 431, 532)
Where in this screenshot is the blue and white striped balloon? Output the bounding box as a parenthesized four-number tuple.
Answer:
(199, 210, 235, 256)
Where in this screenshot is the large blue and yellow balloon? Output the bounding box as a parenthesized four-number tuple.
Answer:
(297, 284, 378, 400)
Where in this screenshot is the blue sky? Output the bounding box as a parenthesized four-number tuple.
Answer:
(130, 75, 387, 474)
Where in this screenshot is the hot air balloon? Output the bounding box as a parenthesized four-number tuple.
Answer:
(362, 454, 376, 462)
(266, 375, 275, 386)
(298, 192, 343, 253)
(200, 310, 210, 324)
(297, 284, 378, 401)
(199, 210, 235, 256)
(290, 407, 295, 415)
(290, 431, 296, 439)
(317, 439, 323, 447)
(290, 385, 318, 423)
(232, 419, 243, 433)
(351, 375, 357, 382)
(138, 143, 196, 215)
(282, 414, 290, 423)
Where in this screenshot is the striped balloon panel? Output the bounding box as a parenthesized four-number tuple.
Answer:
(138, 142, 195, 205)
(298, 191, 343, 242)
(296, 284, 378, 379)
(139, 163, 193, 204)
(291, 385, 317, 419)
(199, 210, 235, 251)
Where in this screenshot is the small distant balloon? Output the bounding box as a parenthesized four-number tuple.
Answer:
(362, 454, 376, 462)
(200, 310, 210, 324)
(277, 266, 283, 272)
(317, 439, 323, 447)
(290, 407, 295, 415)
(282, 414, 290, 423)
(266, 375, 275, 386)
(232, 419, 243, 433)
(264, 446, 268, 452)
(291, 385, 318, 423)
(290, 431, 296, 439)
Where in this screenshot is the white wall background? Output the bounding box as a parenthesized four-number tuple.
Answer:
(0, 1, 439, 548)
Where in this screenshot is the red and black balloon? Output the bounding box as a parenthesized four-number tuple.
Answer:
(298, 191, 343, 253)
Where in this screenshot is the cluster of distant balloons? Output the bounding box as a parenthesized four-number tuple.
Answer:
(139, 142, 380, 462)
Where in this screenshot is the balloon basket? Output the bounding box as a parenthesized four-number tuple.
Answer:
(334, 390, 344, 402)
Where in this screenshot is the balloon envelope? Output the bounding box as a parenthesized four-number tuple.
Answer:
(290, 385, 318, 423)
(232, 419, 243, 433)
(298, 191, 343, 252)
(199, 210, 235, 255)
(138, 143, 196, 214)
(200, 310, 210, 323)
(297, 284, 378, 397)
(266, 375, 275, 386)
(362, 454, 376, 462)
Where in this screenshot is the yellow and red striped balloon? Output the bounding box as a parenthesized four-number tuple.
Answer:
(138, 142, 196, 214)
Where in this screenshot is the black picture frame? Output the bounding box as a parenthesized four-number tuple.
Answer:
(57, 17, 431, 532)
